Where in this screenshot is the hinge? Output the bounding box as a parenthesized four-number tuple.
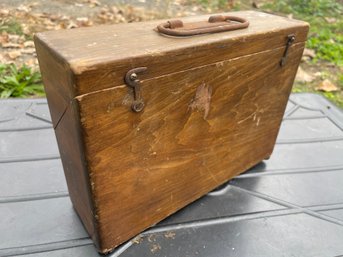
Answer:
(280, 34, 296, 67)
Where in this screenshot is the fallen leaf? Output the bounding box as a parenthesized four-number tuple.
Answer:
(8, 34, 21, 43)
(21, 48, 36, 54)
(2, 43, 22, 48)
(67, 21, 79, 29)
(24, 40, 35, 47)
(164, 231, 176, 239)
(7, 51, 22, 59)
(0, 54, 8, 63)
(0, 9, 10, 15)
(316, 79, 338, 92)
(150, 243, 161, 253)
(84, 0, 101, 7)
(131, 235, 143, 244)
(17, 4, 31, 13)
(324, 17, 336, 23)
(295, 67, 314, 83)
(303, 48, 315, 58)
(76, 17, 93, 27)
(25, 58, 36, 67)
(49, 14, 61, 21)
(0, 33, 9, 44)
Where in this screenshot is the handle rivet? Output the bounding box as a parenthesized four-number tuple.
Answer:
(130, 73, 138, 81)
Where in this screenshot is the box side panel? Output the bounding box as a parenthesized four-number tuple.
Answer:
(34, 35, 74, 125)
(34, 38, 99, 248)
(76, 40, 305, 252)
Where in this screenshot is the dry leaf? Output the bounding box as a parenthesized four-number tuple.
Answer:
(7, 51, 22, 59)
(295, 67, 314, 83)
(0, 9, 10, 15)
(324, 17, 336, 23)
(25, 58, 36, 67)
(0, 33, 9, 44)
(315, 79, 338, 92)
(67, 21, 79, 29)
(8, 34, 21, 42)
(21, 48, 36, 54)
(76, 17, 93, 27)
(49, 14, 61, 21)
(2, 43, 22, 48)
(17, 4, 31, 13)
(24, 40, 35, 47)
(303, 48, 315, 58)
(85, 0, 101, 7)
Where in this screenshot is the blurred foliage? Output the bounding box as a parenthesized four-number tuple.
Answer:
(261, 0, 343, 66)
(191, 0, 231, 10)
(0, 19, 23, 35)
(0, 64, 44, 98)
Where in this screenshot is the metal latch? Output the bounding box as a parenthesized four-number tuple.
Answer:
(280, 34, 296, 67)
(124, 67, 147, 113)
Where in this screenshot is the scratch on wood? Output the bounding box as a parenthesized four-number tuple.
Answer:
(237, 111, 257, 124)
(189, 83, 212, 119)
(256, 117, 261, 126)
(75, 84, 126, 101)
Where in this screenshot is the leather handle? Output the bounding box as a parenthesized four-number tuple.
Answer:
(156, 15, 249, 37)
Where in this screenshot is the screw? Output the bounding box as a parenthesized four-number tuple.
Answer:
(130, 73, 138, 81)
(132, 101, 144, 112)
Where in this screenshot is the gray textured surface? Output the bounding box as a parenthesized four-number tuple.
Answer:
(1, 93, 343, 257)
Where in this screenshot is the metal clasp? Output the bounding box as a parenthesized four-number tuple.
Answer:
(280, 34, 295, 67)
(124, 67, 147, 113)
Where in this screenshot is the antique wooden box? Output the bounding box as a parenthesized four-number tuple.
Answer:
(34, 11, 308, 253)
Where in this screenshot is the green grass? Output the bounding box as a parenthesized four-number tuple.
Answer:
(0, 19, 23, 35)
(260, 0, 343, 108)
(0, 64, 44, 98)
(261, 0, 343, 67)
(190, 0, 343, 108)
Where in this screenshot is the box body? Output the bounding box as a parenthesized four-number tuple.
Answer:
(34, 11, 308, 253)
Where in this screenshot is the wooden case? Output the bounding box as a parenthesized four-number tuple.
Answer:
(34, 11, 308, 253)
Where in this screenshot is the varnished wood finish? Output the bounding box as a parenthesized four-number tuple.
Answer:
(35, 11, 308, 253)
(35, 11, 308, 96)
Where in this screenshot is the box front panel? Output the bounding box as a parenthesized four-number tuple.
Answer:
(77, 42, 305, 251)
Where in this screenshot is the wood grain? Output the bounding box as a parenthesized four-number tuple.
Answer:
(35, 11, 308, 95)
(77, 42, 305, 252)
(35, 10, 308, 253)
(34, 35, 100, 248)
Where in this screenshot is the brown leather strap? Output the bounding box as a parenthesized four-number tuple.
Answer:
(157, 15, 249, 37)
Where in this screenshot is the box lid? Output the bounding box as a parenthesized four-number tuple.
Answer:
(35, 10, 308, 97)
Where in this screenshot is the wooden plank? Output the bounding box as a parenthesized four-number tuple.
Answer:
(54, 100, 100, 249)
